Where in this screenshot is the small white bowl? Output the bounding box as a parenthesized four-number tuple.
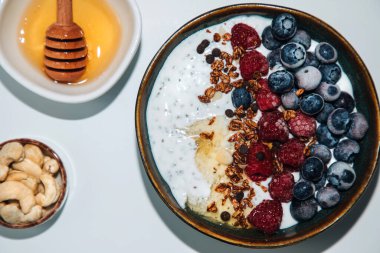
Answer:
(0, 0, 141, 104)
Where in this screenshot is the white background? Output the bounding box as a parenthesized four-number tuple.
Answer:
(1, 0, 379, 252)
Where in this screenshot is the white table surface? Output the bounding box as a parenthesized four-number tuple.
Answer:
(1, 0, 379, 252)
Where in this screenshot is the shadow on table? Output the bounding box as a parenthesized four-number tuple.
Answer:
(0, 45, 140, 120)
(138, 147, 379, 253)
(0, 200, 66, 240)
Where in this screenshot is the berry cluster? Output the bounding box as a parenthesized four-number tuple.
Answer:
(231, 14, 369, 234)
(196, 13, 369, 234)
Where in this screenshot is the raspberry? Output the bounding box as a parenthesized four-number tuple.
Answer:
(239, 50, 269, 80)
(284, 165, 299, 173)
(269, 171, 295, 203)
(258, 78, 270, 90)
(256, 88, 281, 111)
(277, 138, 306, 169)
(288, 112, 317, 138)
(258, 111, 289, 143)
(245, 142, 274, 182)
(231, 23, 261, 50)
(247, 200, 283, 234)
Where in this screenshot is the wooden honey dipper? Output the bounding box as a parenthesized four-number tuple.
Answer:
(44, 0, 87, 83)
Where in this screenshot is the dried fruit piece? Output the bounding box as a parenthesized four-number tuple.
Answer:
(247, 200, 283, 234)
(258, 111, 289, 143)
(269, 171, 295, 203)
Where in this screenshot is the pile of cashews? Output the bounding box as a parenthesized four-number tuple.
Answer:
(0, 142, 61, 225)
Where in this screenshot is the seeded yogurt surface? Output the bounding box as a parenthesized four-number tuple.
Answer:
(147, 15, 354, 229)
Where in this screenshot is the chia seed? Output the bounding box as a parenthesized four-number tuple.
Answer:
(225, 109, 234, 118)
(205, 54, 215, 64)
(235, 191, 244, 202)
(239, 144, 249, 155)
(251, 103, 259, 113)
(212, 48, 221, 57)
(256, 152, 265, 161)
(220, 211, 231, 221)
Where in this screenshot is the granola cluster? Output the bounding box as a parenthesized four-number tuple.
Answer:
(198, 33, 247, 104)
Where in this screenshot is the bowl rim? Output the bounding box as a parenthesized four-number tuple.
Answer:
(0, 0, 142, 104)
(0, 138, 68, 229)
(136, 3, 380, 248)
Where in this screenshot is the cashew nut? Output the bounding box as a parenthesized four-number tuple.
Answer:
(35, 174, 58, 207)
(37, 183, 45, 194)
(0, 181, 35, 214)
(53, 180, 61, 203)
(0, 204, 42, 224)
(12, 159, 42, 178)
(0, 164, 8, 182)
(6, 171, 39, 194)
(24, 144, 44, 167)
(0, 142, 24, 165)
(43, 156, 59, 174)
(0, 142, 24, 182)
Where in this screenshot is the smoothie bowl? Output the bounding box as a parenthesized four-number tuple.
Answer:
(136, 4, 380, 247)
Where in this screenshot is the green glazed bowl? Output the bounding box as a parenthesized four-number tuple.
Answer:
(136, 4, 380, 248)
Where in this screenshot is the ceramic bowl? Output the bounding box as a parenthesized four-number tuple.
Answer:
(136, 4, 380, 248)
(0, 0, 141, 103)
(0, 138, 68, 229)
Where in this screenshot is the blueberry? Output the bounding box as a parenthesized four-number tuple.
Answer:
(315, 173, 327, 190)
(316, 82, 341, 102)
(295, 66, 322, 91)
(347, 112, 369, 140)
(333, 92, 355, 112)
(316, 103, 335, 123)
(315, 42, 338, 64)
(231, 87, 252, 109)
(310, 144, 332, 164)
(289, 30, 311, 49)
(290, 198, 318, 221)
(281, 42, 307, 69)
(268, 70, 294, 94)
(333, 139, 360, 163)
(300, 93, 324, 115)
(262, 26, 283, 50)
(267, 48, 281, 68)
(281, 89, 300, 110)
(319, 64, 342, 84)
(327, 161, 356, 191)
(316, 124, 341, 148)
(327, 108, 351, 135)
(301, 157, 324, 182)
(292, 53, 319, 73)
(271, 13, 297, 40)
(302, 52, 320, 68)
(293, 180, 315, 200)
(316, 186, 341, 208)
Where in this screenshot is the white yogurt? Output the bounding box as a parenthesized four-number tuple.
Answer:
(147, 15, 354, 230)
(147, 15, 272, 208)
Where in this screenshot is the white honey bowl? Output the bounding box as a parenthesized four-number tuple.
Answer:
(0, 0, 141, 103)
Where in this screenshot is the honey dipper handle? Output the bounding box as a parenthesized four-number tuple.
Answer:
(57, 0, 73, 25)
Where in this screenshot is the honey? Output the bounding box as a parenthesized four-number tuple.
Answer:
(18, 0, 121, 85)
